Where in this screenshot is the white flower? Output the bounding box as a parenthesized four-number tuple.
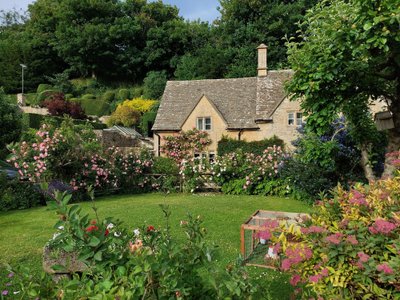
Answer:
(58, 226, 64, 230)
(107, 223, 115, 230)
(114, 232, 121, 237)
(133, 229, 140, 237)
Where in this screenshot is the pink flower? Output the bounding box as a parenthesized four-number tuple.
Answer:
(369, 219, 397, 235)
(346, 235, 358, 245)
(309, 274, 322, 283)
(281, 259, 291, 271)
(357, 252, 370, 263)
(321, 268, 329, 277)
(325, 233, 343, 245)
(376, 263, 393, 274)
(290, 274, 301, 286)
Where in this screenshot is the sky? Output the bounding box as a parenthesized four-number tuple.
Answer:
(0, 0, 221, 23)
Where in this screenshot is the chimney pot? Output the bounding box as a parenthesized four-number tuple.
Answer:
(257, 43, 268, 77)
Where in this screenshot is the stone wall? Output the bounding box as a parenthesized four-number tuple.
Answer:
(20, 106, 49, 115)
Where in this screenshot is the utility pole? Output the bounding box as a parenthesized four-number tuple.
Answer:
(20, 64, 27, 95)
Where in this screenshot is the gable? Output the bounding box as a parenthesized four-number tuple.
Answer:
(152, 70, 293, 131)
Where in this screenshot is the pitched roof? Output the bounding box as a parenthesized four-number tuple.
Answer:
(152, 70, 293, 131)
(104, 125, 143, 138)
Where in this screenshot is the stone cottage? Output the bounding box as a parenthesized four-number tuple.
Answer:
(152, 44, 302, 158)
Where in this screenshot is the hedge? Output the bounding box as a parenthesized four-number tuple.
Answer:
(80, 98, 110, 116)
(217, 135, 285, 156)
(23, 113, 107, 130)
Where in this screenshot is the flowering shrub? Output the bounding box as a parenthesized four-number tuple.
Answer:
(179, 157, 210, 193)
(210, 146, 289, 196)
(4, 191, 259, 299)
(162, 129, 212, 163)
(266, 175, 400, 299)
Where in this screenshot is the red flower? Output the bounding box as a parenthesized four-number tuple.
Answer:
(105, 229, 109, 236)
(86, 225, 99, 233)
(147, 225, 155, 232)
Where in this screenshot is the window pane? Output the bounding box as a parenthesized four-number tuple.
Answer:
(288, 113, 294, 125)
(197, 118, 203, 130)
(205, 117, 211, 130)
(296, 112, 303, 125)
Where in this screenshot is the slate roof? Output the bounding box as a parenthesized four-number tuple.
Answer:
(152, 70, 293, 131)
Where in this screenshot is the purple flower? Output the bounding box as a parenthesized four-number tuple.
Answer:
(2, 290, 8, 296)
(7, 273, 14, 278)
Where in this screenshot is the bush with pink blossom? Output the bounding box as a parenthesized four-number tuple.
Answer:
(265, 174, 400, 299)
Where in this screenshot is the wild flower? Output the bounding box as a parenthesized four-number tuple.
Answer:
(368, 219, 397, 235)
(376, 263, 394, 274)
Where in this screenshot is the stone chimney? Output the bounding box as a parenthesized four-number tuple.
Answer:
(257, 44, 268, 77)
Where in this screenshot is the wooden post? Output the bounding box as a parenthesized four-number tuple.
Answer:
(240, 225, 245, 256)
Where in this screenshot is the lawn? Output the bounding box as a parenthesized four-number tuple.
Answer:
(0, 193, 311, 298)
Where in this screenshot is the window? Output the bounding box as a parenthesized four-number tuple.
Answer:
(288, 112, 303, 126)
(194, 152, 215, 163)
(197, 117, 212, 130)
(296, 112, 303, 126)
(288, 113, 294, 125)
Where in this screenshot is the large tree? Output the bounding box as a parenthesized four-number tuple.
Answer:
(286, 0, 400, 177)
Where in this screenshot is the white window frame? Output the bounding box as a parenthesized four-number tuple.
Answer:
(288, 112, 303, 126)
(197, 117, 212, 130)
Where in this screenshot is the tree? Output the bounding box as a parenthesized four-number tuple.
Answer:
(143, 71, 167, 99)
(107, 105, 141, 127)
(0, 89, 22, 158)
(286, 0, 399, 177)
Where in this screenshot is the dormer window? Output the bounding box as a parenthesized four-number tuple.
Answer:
(197, 117, 212, 130)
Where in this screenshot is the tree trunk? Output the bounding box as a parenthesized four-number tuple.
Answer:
(360, 147, 376, 182)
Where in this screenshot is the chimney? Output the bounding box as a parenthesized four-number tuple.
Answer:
(257, 44, 268, 77)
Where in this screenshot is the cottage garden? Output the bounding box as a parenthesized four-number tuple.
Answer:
(1, 113, 400, 299)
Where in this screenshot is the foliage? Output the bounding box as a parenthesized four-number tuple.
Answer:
(36, 84, 52, 94)
(45, 72, 74, 94)
(35, 90, 60, 106)
(5, 192, 258, 299)
(152, 156, 180, 192)
(143, 70, 167, 100)
(282, 119, 369, 202)
(140, 111, 157, 137)
(101, 91, 115, 103)
(117, 89, 130, 101)
(79, 97, 110, 117)
(8, 119, 102, 184)
(0, 89, 22, 159)
(267, 171, 400, 299)
(0, 174, 45, 211)
(117, 98, 158, 114)
(211, 146, 289, 196)
(161, 129, 212, 163)
(42, 92, 86, 119)
(286, 0, 400, 173)
(218, 135, 285, 156)
(107, 105, 141, 127)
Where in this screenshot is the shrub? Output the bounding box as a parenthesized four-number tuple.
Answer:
(143, 70, 167, 99)
(36, 90, 60, 106)
(81, 93, 96, 100)
(64, 93, 73, 100)
(42, 93, 86, 120)
(269, 175, 400, 299)
(36, 83, 52, 94)
(152, 156, 180, 191)
(25, 93, 37, 105)
(0, 89, 22, 158)
(162, 129, 212, 163)
(119, 98, 158, 113)
(4, 193, 257, 299)
(140, 111, 157, 136)
(211, 146, 289, 196)
(80, 98, 109, 116)
(0, 174, 45, 211)
(102, 91, 115, 103)
(117, 88, 130, 101)
(107, 105, 140, 127)
(130, 86, 143, 98)
(217, 136, 285, 156)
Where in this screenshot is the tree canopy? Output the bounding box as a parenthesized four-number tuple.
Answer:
(286, 0, 399, 175)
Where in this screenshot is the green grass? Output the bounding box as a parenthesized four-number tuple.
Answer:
(0, 193, 311, 298)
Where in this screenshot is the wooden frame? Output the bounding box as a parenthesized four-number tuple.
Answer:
(241, 210, 309, 268)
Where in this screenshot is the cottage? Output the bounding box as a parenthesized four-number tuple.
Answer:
(152, 44, 302, 157)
